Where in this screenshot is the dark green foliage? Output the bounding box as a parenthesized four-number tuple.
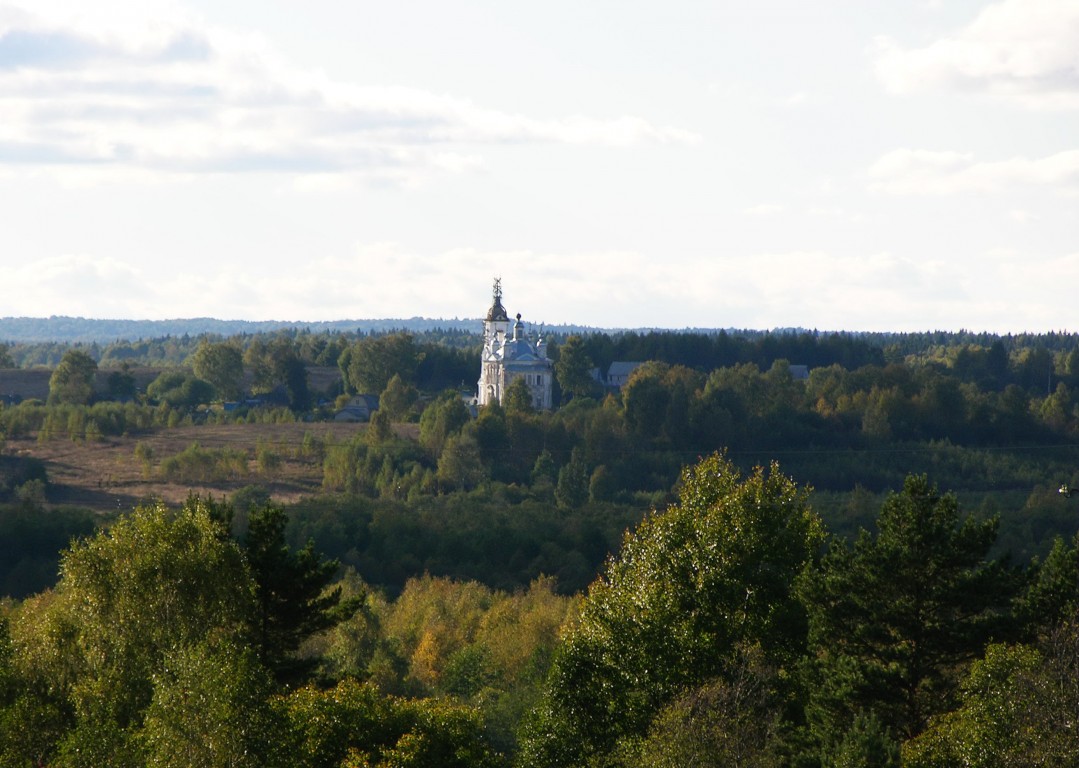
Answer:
(0, 456, 47, 502)
(503, 377, 535, 415)
(414, 340, 476, 392)
(554, 448, 588, 509)
(555, 334, 596, 402)
(0, 499, 509, 766)
(0, 505, 94, 598)
(145, 370, 213, 408)
(244, 505, 358, 685)
(244, 336, 310, 409)
(1018, 533, 1079, 636)
(380, 373, 419, 421)
(48, 350, 97, 405)
(436, 434, 487, 491)
(347, 333, 422, 394)
(800, 475, 1020, 755)
(418, 389, 471, 456)
(191, 340, 244, 401)
(904, 626, 1079, 767)
(823, 713, 900, 768)
(630, 646, 784, 768)
(105, 365, 137, 401)
(288, 493, 640, 596)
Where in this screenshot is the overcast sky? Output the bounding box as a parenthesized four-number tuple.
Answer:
(0, 0, 1076, 332)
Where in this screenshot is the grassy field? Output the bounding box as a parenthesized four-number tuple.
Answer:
(0, 363, 362, 513)
(7, 421, 370, 513)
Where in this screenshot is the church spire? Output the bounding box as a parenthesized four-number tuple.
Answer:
(486, 277, 509, 322)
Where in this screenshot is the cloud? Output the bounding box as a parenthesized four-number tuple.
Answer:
(6, 254, 149, 316)
(5, 242, 1075, 333)
(868, 147, 1079, 195)
(0, 3, 698, 184)
(873, 0, 1079, 108)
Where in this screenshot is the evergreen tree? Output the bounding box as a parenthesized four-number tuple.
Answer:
(244, 506, 358, 686)
(555, 334, 595, 402)
(800, 475, 1019, 754)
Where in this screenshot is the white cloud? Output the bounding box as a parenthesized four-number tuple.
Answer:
(6, 254, 149, 316)
(3, 242, 1075, 333)
(873, 0, 1079, 108)
(0, 3, 698, 185)
(868, 147, 1079, 195)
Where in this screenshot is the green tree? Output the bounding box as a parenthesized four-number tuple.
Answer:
(142, 639, 286, 768)
(519, 453, 823, 767)
(245, 337, 310, 409)
(503, 377, 535, 415)
(283, 678, 499, 768)
(555, 335, 595, 402)
(903, 630, 1079, 768)
(800, 475, 1019, 754)
(0, 344, 13, 368)
(554, 447, 588, 509)
(146, 370, 214, 408)
(105, 363, 137, 401)
(380, 373, 419, 421)
(365, 408, 394, 446)
(631, 646, 782, 768)
(1019, 533, 1079, 635)
(348, 333, 422, 394)
(621, 361, 670, 442)
(192, 340, 245, 401)
(244, 505, 357, 685)
(10, 499, 256, 765)
(48, 349, 98, 405)
(436, 434, 486, 491)
(418, 390, 470, 457)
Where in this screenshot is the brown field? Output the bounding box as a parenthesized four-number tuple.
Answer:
(0, 364, 362, 513)
(6, 421, 384, 513)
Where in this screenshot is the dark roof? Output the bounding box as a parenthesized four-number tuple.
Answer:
(486, 297, 509, 322)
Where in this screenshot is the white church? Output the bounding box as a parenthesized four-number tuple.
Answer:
(477, 279, 553, 411)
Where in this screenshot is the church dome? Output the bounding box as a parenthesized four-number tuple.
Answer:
(486, 298, 509, 322)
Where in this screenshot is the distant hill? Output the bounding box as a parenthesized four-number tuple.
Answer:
(0, 316, 481, 344)
(0, 316, 713, 344)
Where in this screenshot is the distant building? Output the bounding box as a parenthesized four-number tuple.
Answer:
(477, 279, 553, 410)
(334, 394, 380, 422)
(605, 361, 644, 389)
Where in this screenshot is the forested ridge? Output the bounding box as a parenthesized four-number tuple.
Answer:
(3, 326, 1079, 765)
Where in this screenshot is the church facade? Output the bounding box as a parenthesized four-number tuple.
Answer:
(477, 279, 553, 410)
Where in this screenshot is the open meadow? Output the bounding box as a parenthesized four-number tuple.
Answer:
(6, 421, 372, 512)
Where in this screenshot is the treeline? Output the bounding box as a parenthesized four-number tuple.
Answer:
(517, 455, 1079, 767)
(4, 458, 1079, 766)
(0, 497, 576, 766)
(8, 335, 1079, 587)
(4, 323, 1079, 380)
(0, 316, 484, 345)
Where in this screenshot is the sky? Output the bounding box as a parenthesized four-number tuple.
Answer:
(0, 0, 1076, 333)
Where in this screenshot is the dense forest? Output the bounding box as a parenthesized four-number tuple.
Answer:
(3, 325, 1079, 765)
